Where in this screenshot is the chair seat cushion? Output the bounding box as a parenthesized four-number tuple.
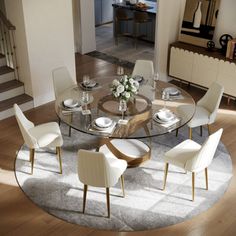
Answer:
(177, 104, 210, 128)
(29, 122, 63, 148)
(164, 139, 201, 170)
(99, 139, 150, 159)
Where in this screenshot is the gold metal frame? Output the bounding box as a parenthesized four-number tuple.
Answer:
(29, 146, 62, 175)
(82, 175, 125, 218)
(162, 163, 209, 201)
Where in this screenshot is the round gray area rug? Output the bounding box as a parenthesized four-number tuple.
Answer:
(15, 125, 232, 231)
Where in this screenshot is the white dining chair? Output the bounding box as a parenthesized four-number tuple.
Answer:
(132, 60, 155, 101)
(78, 149, 127, 218)
(52, 66, 77, 136)
(14, 104, 63, 175)
(163, 128, 223, 201)
(177, 82, 224, 139)
(132, 60, 154, 83)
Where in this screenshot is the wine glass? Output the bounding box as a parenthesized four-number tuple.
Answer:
(162, 90, 169, 110)
(81, 91, 90, 111)
(119, 99, 127, 120)
(82, 75, 90, 87)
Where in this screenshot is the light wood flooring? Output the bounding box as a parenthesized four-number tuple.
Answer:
(96, 23, 154, 63)
(1, 53, 236, 236)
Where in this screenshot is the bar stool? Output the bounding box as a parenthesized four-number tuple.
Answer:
(115, 8, 133, 45)
(133, 11, 152, 48)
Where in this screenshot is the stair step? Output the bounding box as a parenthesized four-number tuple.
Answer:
(0, 94, 32, 112)
(0, 66, 15, 83)
(0, 80, 24, 101)
(0, 94, 33, 120)
(0, 56, 7, 67)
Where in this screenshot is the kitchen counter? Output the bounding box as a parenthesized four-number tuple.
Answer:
(112, 0, 157, 14)
(112, 0, 157, 42)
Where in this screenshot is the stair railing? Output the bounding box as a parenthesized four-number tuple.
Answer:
(0, 10, 19, 80)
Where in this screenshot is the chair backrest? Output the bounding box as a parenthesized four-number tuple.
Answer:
(78, 149, 119, 188)
(116, 8, 128, 20)
(197, 82, 224, 124)
(185, 128, 223, 172)
(134, 11, 149, 22)
(52, 67, 76, 98)
(132, 60, 154, 85)
(13, 104, 37, 148)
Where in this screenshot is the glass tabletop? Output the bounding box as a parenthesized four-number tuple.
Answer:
(55, 77, 195, 139)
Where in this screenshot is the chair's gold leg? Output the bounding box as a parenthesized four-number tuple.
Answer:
(30, 148, 35, 175)
(120, 175, 125, 198)
(82, 184, 88, 214)
(200, 126, 203, 136)
(163, 163, 169, 190)
(205, 168, 208, 190)
(207, 124, 211, 135)
(106, 187, 110, 218)
(176, 128, 178, 137)
(189, 127, 192, 140)
(56, 147, 63, 174)
(192, 172, 195, 201)
(69, 126, 72, 137)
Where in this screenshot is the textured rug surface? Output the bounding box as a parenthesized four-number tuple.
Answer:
(15, 125, 232, 231)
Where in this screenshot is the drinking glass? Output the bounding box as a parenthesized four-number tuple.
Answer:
(82, 75, 90, 87)
(152, 73, 159, 89)
(81, 91, 90, 110)
(162, 90, 169, 110)
(118, 99, 127, 120)
(117, 66, 124, 76)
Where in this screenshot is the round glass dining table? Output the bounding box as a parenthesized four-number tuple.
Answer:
(55, 76, 195, 140)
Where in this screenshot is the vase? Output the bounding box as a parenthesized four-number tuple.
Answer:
(193, 1, 202, 29)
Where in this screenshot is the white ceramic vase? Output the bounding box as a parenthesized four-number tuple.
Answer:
(193, 1, 202, 28)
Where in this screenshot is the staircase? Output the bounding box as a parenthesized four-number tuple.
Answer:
(0, 10, 33, 120)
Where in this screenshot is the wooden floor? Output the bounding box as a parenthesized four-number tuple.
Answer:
(1, 54, 236, 236)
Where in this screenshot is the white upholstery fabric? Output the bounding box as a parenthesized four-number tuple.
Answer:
(78, 149, 127, 188)
(99, 139, 150, 159)
(164, 129, 223, 172)
(14, 104, 63, 149)
(29, 122, 63, 148)
(132, 60, 154, 85)
(177, 105, 210, 128)
(177, 82, 224, 128)
(52, 67, 76, 98)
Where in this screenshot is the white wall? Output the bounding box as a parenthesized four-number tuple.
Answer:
(214, 0, 236, 47)
(5, 0, 33, 96)
(155, 0, 186, 81)
(73, 0, 96, 54)
(5, 0, 76, 107)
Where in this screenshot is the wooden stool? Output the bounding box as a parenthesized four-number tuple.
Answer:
(133, 11, 152, 48)
(115, 8, 133, 45)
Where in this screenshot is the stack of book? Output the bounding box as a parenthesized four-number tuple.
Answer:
(226, 38, 236, 60)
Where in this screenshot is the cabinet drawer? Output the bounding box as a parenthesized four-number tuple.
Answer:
(217, 61, 236, 96)
(169, 47, 194, 82)
(192, 54, 219, 88)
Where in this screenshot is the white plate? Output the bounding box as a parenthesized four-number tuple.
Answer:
(164, 87, 180, 96)
(63, 99, 79, 108)
(133, 75, 144, 83)
(154, 110, 175, 123)
(95, 117, 113, 128)
(82, 80, 97, 88)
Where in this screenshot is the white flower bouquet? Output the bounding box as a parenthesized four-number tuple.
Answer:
(111, 75, 139, 101)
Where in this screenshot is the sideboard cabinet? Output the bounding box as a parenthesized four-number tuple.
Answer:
(169, 42, 236, 97)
